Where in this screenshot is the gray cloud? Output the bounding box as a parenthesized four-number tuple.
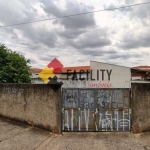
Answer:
(118, 29, 150, 49)
(0, 0, 58, 49)
(75, 47, 117, 56)
(107, 53, 141, 60)
(58, 28, 86, 39)
(29, 58, 37, 64)
(0, 0, 149, 68)
(0, 0, 103, 53)
(0, 0, 37, 25)
(103, 1, 133, 13)
(0, 0, 97, 52)
(41, 0, 96, 29)
(103, 0, 150, 19)
(129, 2, 150, 20)
(79, 49, 105, 56)
(40, 55, 59, 61)
(14, 25, 58, 48)
(67, 28, 111, 49)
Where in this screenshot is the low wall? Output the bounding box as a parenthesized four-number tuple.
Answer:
(132, 83, 150, 133)
(0, 84, 61, 134)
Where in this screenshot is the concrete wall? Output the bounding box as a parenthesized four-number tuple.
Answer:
(0, 84, 61, 134)
(61, 79, 86, 88)
(132, 83, 150, 133)
(31, 77, 87, 88)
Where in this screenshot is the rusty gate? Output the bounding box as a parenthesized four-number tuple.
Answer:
(62, 88, 131, 132)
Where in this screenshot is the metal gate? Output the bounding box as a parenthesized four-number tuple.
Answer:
(62, 88, 131, 132)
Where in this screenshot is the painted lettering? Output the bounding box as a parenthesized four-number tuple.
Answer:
(107, 69, 112, 80)
(79, 70, 85, 80)
(90, 70, 95, 81)
(100, 69, 105, 80)
(97, 70, 99, 80)
(72, 70, 78, 80)
(86, 70, 90, 81)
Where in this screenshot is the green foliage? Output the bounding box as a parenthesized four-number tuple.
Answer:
(0, 44, 31, 83)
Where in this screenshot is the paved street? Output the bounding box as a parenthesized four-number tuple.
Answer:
(0, 117, 150, 150)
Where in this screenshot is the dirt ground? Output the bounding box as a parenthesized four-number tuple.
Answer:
(0, 117, 150, 150)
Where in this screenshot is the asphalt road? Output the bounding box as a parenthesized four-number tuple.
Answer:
(0, 117, 150, 150)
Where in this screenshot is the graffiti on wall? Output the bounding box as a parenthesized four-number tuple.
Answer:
(97, 90, 130, 109)
(62, 89, 131, 131)
(79, 90, 95, 108)
(63, 90, 78, 108)
(2, 87, 24, 95)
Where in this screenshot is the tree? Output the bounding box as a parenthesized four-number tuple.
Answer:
(0, 44, 31, 83)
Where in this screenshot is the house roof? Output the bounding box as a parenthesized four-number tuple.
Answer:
(30, 68, 42, 73)
(131, 66, 150, 80)
(132, 66, 150, 72)
(30, 66, 90, 73)
(133, 66, 150, 68)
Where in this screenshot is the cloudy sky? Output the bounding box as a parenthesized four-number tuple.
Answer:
(0, 0, 150, 68)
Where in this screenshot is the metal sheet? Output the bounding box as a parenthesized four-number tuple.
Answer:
(62, 88, 131, 132)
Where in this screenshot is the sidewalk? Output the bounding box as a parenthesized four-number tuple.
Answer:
(0, 118, 150, 150)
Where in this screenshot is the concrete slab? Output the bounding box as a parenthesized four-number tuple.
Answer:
(0, 118, 150, 150)
(0, 118, 52, 150)
(36, 132, 150, 150)
(0, 118, 29, 142)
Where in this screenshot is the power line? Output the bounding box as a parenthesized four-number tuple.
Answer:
(0, 1, 150, 28)
(5, 44, 150, 54)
